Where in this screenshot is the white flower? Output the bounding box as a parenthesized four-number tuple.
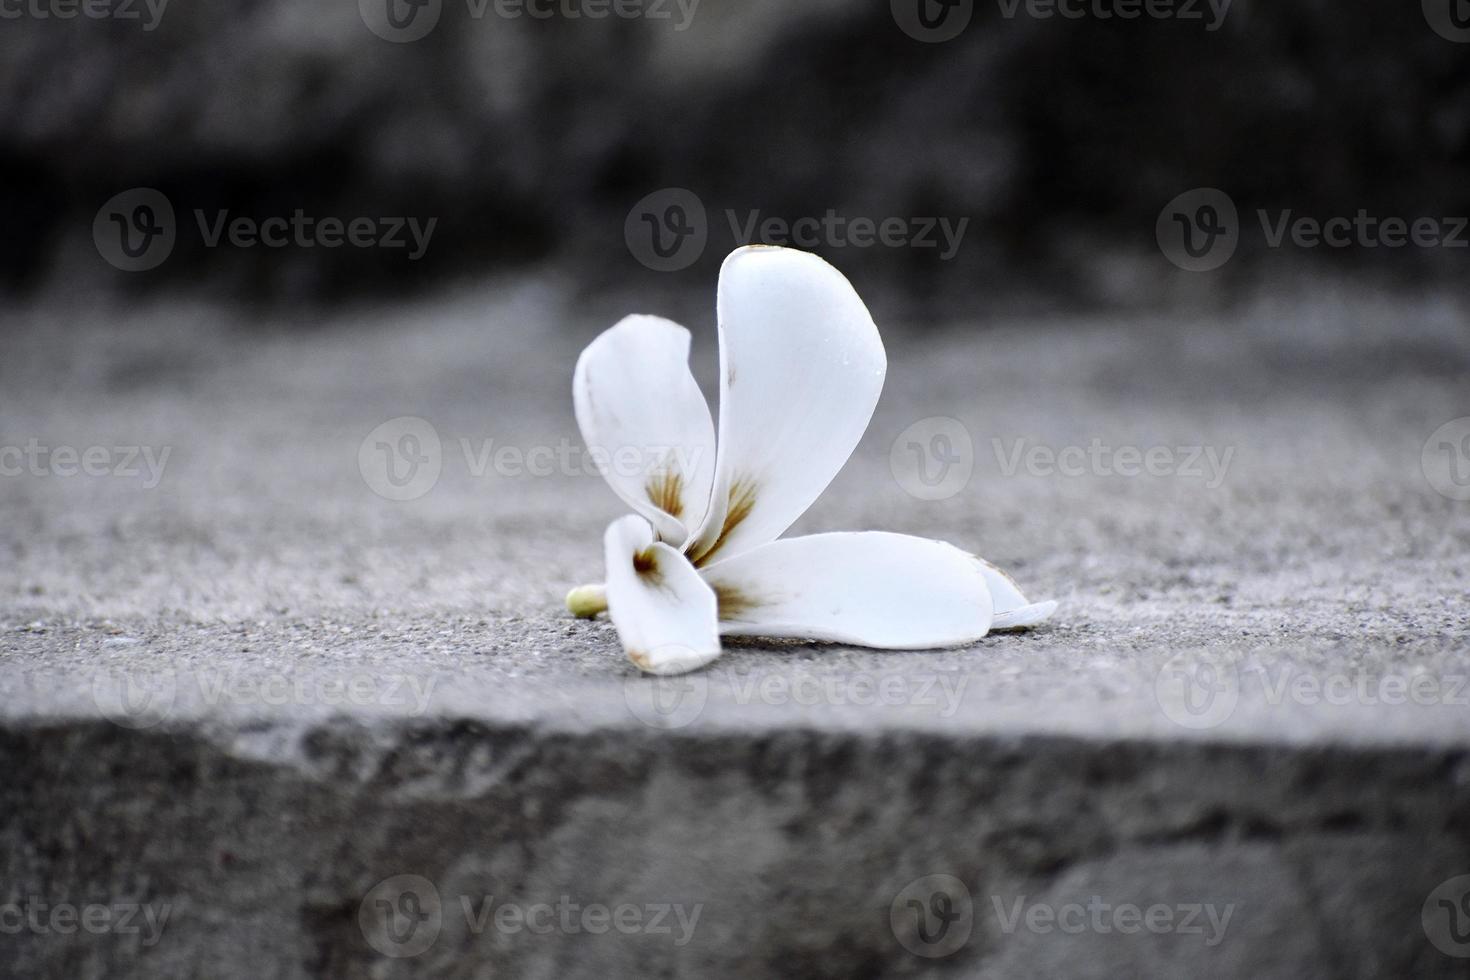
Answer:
(566, 245, 1056, 675)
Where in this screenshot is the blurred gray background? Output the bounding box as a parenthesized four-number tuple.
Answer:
(3, 0, 1470, 312)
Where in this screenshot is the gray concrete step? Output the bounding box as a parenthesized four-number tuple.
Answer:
(2, 284, 1468, 977)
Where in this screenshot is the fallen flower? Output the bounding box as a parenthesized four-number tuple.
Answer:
(567, 244, 1055, 674)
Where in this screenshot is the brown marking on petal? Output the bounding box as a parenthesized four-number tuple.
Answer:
(632, 547, 659, 576)
(712, 581, 766, 621)
(628, 649, 652, 670)
(645, 470, 684, 519)
(693, 476, 758, 567)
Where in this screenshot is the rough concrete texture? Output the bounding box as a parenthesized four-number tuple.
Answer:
(2, 279, 1469, 977)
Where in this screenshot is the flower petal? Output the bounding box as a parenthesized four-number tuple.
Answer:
(974, 557, 1058, 630)
(687, 246, 886, 565)
(700, 532, 993, 647)
(603, 515, 722, 675)
(574, 315, 717, 545)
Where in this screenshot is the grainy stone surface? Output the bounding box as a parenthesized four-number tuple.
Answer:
(2, 280, 1469, 977)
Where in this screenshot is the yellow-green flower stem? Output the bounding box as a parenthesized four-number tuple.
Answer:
(565, 583, 609, 618)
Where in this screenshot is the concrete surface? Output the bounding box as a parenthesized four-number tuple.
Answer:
(2, 278, 1469, 977)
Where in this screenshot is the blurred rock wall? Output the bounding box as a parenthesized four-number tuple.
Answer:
(2, 0, 1467, 308)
